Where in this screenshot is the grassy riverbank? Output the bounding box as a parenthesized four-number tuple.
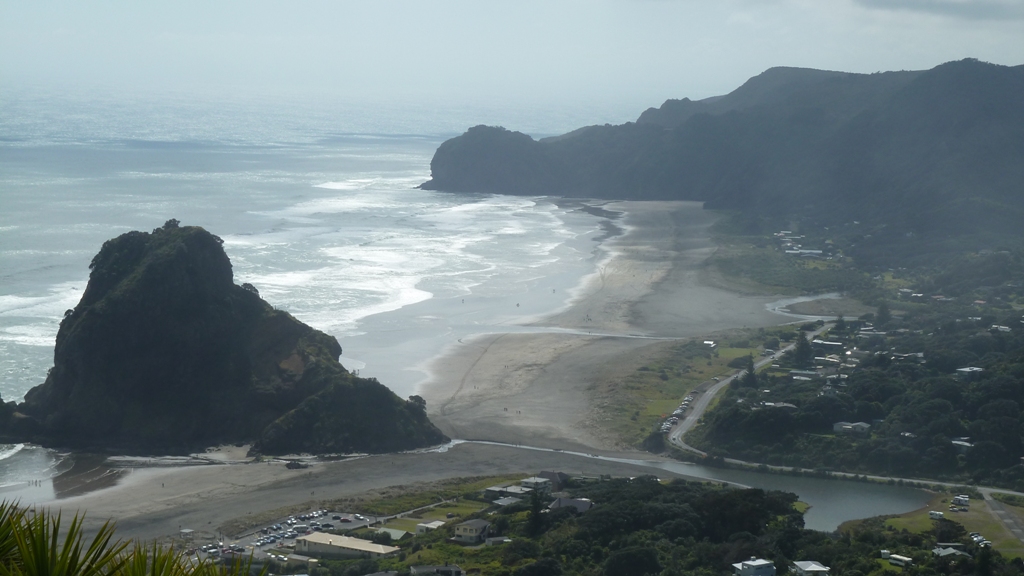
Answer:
(883, 492, 1024, 560)
(593, 327, 797, 447)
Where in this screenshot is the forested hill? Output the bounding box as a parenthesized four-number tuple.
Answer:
(422, 59, 1024, 253)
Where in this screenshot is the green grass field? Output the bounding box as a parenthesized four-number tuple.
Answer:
(354, 475, 523, 516)
(595, 325, 800, 447)
(383, 500, 490, 533)
(885, 494, 1024, 560)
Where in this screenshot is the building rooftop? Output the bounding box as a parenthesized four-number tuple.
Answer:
(296, 533, 399, 555)
(733, 558, 774, 569)
(794, 561, 830, 572)
(458, 519, 491, 529)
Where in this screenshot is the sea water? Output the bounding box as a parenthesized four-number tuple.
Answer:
(0, 91, 620, 492)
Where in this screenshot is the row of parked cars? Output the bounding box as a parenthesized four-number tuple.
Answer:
(660, 394, 697, 433)
(196, 544, 244, 556)
(251, 509, 371, 547)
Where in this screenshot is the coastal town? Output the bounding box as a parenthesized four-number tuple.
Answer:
(179, 472, 845, 576)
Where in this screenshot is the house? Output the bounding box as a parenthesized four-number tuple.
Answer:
(952, 440, 974, 453)
(520, 477, 552, 494)
(416, 520, 446, 534)
(956, 367, 984, 381)
(790, 370, 819, 378)
(294, 533, 399, 559)
(410, 566, 464, 575)
(548, 497, 594, 514)
(538, 471, 570, 491)
(484, 484, 533, 500)
(453, 519, 490, 543)
(812, 339, 843, 349)
(493, 497, 522, 507)
(933, 547, 971, 558)
(732, 557, 776, 576)
(792, 561, 830, 576)
(483, 484, 510, 500)
(284, 554, 318, 570)
(833, 422, 871, 434)
(888, 554, 913, 567)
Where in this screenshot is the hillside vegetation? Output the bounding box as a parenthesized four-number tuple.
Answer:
(422, 59, 1024, 264)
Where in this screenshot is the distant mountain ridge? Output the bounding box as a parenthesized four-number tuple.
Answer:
(0, 221, 447, 455)
(422, 59, 1024, 258)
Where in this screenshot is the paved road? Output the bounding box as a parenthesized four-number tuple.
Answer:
(985, 495, 1024, 545)
(668, 324, 832, 453)
(663, 323, 1024, 545)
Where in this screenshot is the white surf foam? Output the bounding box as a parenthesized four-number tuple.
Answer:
(0, 444, 25, 462)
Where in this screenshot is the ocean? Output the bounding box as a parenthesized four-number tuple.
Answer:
(0, 90, 628, 499)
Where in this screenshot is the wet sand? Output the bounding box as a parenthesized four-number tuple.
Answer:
(46, 201, 802, 542)
(421, 201, 786, 451)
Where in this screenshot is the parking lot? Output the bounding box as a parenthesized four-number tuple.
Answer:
(188, 508, 382, 563)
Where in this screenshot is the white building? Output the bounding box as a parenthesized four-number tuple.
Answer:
(295, 533, 398, 559)
(453, 519, 490, 543)
(792, 561, 830, 576)
(833, 421, 871, 434)
(956, 367, 984, 380)
(733, 557, 776, 576)
(520, 477, 552, 494)
(416, 520, 446, 534)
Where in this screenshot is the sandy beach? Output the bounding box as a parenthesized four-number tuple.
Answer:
(46, 200, 801, 542)
(421, 201, 785, 451)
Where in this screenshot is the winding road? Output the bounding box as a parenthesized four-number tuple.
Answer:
(664, 323, 1024, 544)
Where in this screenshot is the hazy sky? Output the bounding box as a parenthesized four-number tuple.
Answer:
(2, 0, 1023, 116)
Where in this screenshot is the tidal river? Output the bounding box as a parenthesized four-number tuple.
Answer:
(459, 441, 932, 532)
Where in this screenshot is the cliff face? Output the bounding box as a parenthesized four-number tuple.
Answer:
(421, 60, 1024, 256)
(10, 221, 448, 455)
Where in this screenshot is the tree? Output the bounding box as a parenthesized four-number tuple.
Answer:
(835, 315, 847, 332)
(876, 301, 892, 327)
(793, 332, 814, 368)
(603, 547, 661, 576)
(408, 395, 427, 411)
(527, 489, 545, 537)
(515, 558, 563, 576)
(741, 355, 758, 388)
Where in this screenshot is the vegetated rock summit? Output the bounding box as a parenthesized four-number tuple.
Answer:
(1, 221, 448, 455)
(423, 59, 1024, 264)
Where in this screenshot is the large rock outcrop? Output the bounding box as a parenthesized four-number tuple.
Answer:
(6, 221, 447, 455)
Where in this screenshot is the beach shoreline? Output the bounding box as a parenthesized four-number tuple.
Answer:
(419, 201, 789, 451)
(38, 200, 829, 542)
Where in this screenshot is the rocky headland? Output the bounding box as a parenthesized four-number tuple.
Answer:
(0, 220, 447, 455)
(421, 59, 1024, 262)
